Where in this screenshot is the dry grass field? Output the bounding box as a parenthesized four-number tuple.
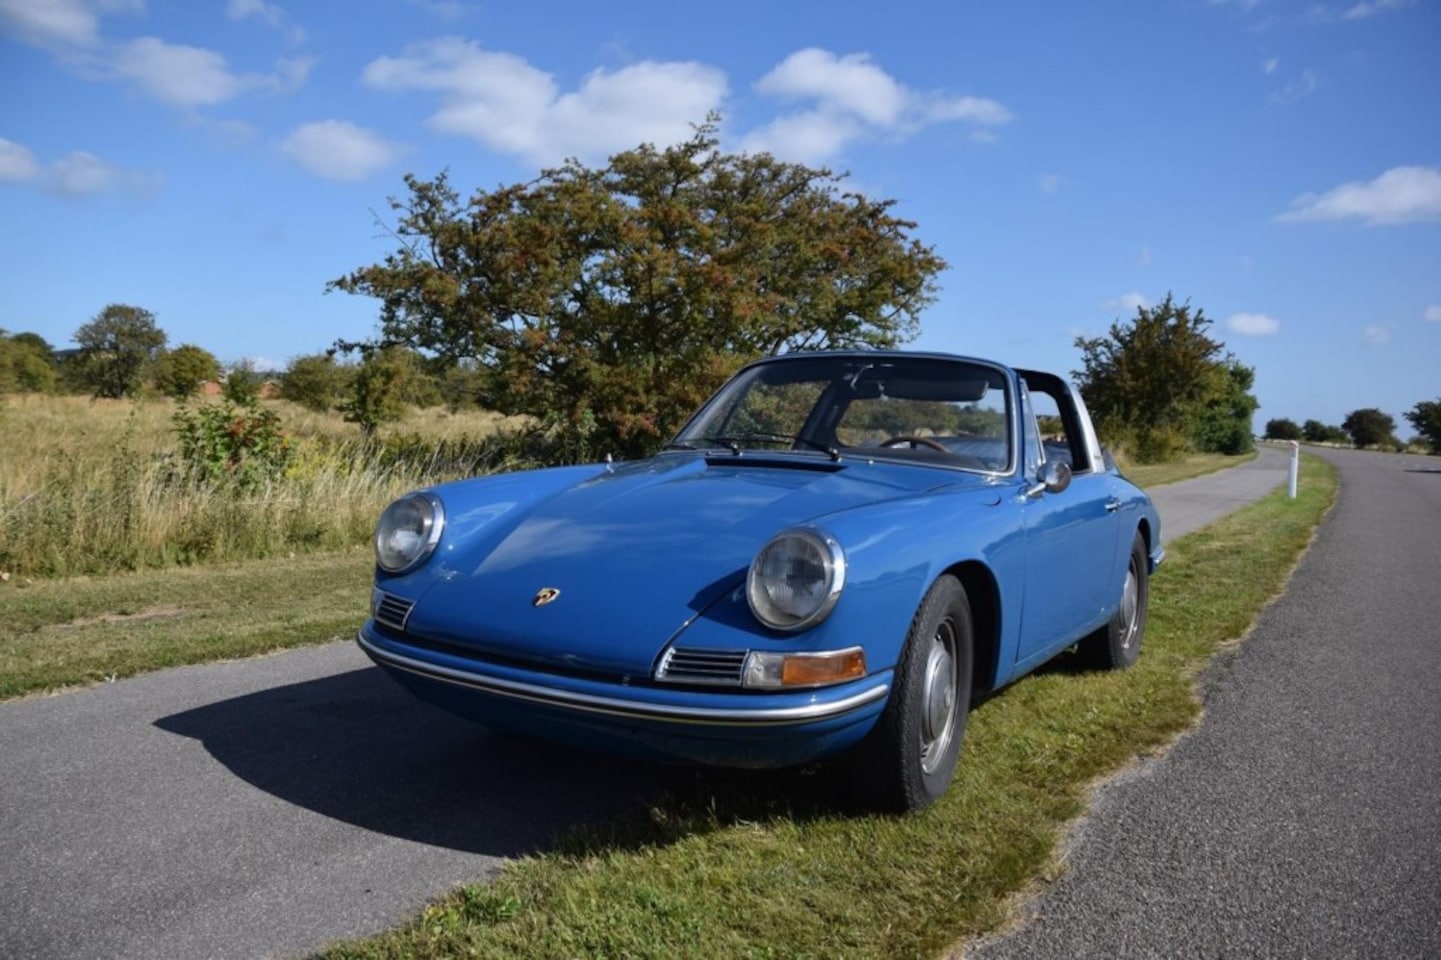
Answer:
(0, 393, 527, 578)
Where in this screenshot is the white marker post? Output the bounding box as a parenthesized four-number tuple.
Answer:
(1288, 440, 1299, 499)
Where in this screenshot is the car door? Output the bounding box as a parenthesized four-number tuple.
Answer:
(1015, 382, 1123, 665)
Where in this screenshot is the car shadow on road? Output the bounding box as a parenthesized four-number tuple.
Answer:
(154, 666, 696, 858)
(154, 666, 856, 859)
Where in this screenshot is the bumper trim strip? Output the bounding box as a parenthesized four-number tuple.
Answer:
(357, 631, 889, 727)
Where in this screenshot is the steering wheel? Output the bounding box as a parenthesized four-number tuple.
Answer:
(879, 435, 949, 453)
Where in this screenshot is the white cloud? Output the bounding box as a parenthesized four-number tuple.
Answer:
(1424, 305, 1441, 323)
(1138, 245, 1152, 267)
(739, 111, 862, 166)
(745, 48, 1012, 162)
(49, 151, 116, 195)
(0, 0, 100, 48)
(1228, 312, 1281, 336)
(52, 150, 162, 196)
(1262, 56, 1280, 75)
(1342, 0, 1415, 20)
(0, 138, 41, 181)
(0, 137, 161, 197)
(1106, 292, 1149, 313)
(923, 94, 1014, 127)
(363, 38, 727, 167)
(1363, 324, 1390, 345)
(279, 121, 406, 182)
(1278, 165, 1441, 225)
(756, 48, 908, 127)
(0, 0, 141, 49)
(1271, 68, 1319, 104)
(226, 0, 304, 44)
(110, 37, 312, 108)
(1037, 172, 1062, 194)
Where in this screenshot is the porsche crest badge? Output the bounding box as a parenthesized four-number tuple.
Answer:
(532, 587, 561, 607)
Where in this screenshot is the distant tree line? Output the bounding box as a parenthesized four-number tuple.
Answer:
(1264, 403, 1439, 454)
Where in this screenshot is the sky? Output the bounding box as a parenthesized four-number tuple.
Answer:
(1, 0, 1437, 435)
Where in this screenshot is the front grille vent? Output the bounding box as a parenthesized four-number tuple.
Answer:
(373, 591, 416, 632)
(654, 647, 748, 687)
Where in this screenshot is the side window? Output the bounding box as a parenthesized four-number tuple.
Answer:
(1023, 380, 1088, 474)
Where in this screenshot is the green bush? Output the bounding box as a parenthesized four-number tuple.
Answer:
(172, 398, 293, 489)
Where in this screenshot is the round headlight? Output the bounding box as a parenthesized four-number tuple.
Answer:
(746, 528, 846, 631)
(375, 492, 444, 574)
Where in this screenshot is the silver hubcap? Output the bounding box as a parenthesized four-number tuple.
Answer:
(1119, 562, 1140, 650)
(919, 619, 959, 774)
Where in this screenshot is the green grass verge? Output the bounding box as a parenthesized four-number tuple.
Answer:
(0, 549, 371, 700)
(311, 454, 1335, 960)
(1120, 450, 1256, 488)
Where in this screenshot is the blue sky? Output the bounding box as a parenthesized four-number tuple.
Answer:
(2, 0, 1437, 434)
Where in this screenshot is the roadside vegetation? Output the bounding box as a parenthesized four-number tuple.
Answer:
(1118, 450, 1254, 489)
(0, 396, 1252, 700)
(0, 393, 528, 579)
(309, 458, 1335, 960)
(0, 552, 371, 701)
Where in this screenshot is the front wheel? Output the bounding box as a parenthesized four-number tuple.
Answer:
(1078, 531, 1149, 670)
(847, 575, 973, 813)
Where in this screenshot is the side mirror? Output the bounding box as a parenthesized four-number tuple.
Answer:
(1026, 461, 1072, 498)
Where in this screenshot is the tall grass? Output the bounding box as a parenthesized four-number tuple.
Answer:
(0, 394, 531, 578)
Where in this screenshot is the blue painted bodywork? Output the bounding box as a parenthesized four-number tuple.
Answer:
(358, 352, 1163, 768)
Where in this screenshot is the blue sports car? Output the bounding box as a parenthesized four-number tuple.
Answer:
(358, 351, 1163, 812)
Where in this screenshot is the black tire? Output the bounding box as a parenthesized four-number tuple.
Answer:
(1077, 531, 1149, 670)
(848, 575, 973, 813)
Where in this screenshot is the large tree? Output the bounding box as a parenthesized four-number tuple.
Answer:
(1342, 407, 1395, 448)
(328, 120, 947, 459)
(1074, 294, 1257, 462)
(1404, 398, 1441, 454)
(153, 344, 220, 399)
(72, 304, 167, 399)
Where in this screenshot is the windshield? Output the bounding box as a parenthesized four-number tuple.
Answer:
(672, 355, 1013, 473)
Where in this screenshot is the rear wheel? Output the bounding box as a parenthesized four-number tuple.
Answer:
(1078, 531, 1148, 670)
(848, 575, 973, 813)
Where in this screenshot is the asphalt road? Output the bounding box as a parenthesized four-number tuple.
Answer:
(0, 644, 686, 960)
(969, 446, 1441, 959)
(1146, 445, 1289, 543)
(0, 446, 1310, 960)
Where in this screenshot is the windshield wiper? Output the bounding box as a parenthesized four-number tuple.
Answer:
(696, 434, 841, 461)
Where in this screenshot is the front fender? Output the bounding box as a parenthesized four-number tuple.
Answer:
(673, 484, 1028, 681)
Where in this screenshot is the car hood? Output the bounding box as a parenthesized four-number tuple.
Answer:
(398, 453, 995, 678)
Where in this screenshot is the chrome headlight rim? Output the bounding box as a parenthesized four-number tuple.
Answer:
(374, 491, 445, 574)
(746, 526, 846, 632)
